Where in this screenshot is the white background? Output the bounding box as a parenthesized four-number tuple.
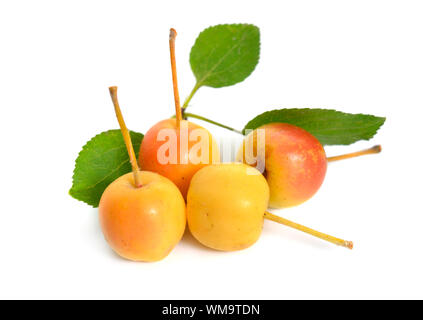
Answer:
(1, 0, 422, 299)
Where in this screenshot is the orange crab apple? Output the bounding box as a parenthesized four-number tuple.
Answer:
(140, 118, 219, 198)
(139, 28, 219, 198)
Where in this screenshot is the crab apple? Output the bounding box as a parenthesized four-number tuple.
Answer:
(139, 119, 220, 198)
(187, 163, 353, 251)
(237, 123, 327, 208)
(99, 86, 186, 262)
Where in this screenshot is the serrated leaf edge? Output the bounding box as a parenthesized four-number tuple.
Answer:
(69, 129, 143, 207)
(190, 23, 261, 89)
(243, 108, 386, 145)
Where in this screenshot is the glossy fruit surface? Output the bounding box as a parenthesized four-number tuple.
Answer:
(99, 171, 186, 262)
(237, 123, 327, 208)
(139, 118, 220, 199)
(187, 163, 269, 251)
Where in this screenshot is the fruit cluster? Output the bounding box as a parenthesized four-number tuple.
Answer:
(91, 28, 383, 262)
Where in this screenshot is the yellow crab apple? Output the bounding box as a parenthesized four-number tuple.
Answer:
(187, 163, 353, 251)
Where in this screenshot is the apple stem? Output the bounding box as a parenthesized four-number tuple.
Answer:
(264, 211, 353, 249)
(169, 28, 182, 128)
(108, 86, 142, 188)
(327, 145, 382, 162)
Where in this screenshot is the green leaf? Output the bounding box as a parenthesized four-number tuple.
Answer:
(190, 24, 260, 88)
(69, 130, 143, 207)
(243, 108, 386, 145)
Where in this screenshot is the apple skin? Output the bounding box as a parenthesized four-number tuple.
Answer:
(237, 123, 327, 208)
(187, 163, 269, 251)
(99, 171, 186, 262)
(139, 118, 220, 199)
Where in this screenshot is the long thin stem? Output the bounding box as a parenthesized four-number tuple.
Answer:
(184, 112, 244, 134)
(264, 211, 353, 249)
(169, 28, 182, 128)
(109, 86, 142, 188)
(327, 145, 382, 162)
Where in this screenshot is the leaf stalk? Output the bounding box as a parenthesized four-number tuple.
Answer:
(181, 83, 201, 114)
(184, 112, 243, 134)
